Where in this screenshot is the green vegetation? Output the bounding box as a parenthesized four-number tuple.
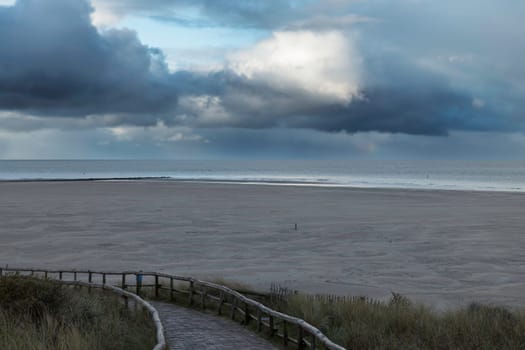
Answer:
(268, 291, 525, 350)
(129, 276, 525, 349)
(0, 275, 155, 350)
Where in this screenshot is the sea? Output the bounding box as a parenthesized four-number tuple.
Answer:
(0, 160, 524, 192)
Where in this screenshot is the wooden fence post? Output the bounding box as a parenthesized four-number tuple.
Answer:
(283, 321, 288, 346)
(297, 325, 304, 350)
(102, 273, 106, 285)
(170, 277, 174, 301)
(59, 271, 63, 280)
(257, 309, 262, 332)
(269, 316, 275, 337)
(310, 334, 316, 350)
(155, 274, 159, 298)
(230, 297, 237, 320)
(136, 272, 142, 296)
(244, 302, 250, 325)
(87, 271, 92, 293)
(188, 281, 194, 306)
(121, 273, 126, 289)
(218, 291, 224, 316)
(201, 286, 207, 310)
(73, 271, 77, 281)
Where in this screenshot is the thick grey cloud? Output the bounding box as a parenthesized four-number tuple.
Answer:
(0, 0, 523, 140)
(351, 0, 525, 120)
(171, 60, 500, 136)
(0, 0, 176, 121)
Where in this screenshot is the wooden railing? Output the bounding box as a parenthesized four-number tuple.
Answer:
(0, 268, 166, 350)
(61, 281, 166, 350)
(1, 267, 346, 350)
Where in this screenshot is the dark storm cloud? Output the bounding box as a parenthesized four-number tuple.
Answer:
(0, 0, 522, 138)
(349, 0, 525, 126)
(171, 60, 501, 136)
(316, 52, 507, 135)
(0, 0, 177, 122)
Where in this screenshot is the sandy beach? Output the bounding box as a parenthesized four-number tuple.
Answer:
(1, 180, 524, 309)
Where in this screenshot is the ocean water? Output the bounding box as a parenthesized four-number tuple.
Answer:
(0, 160, 524, 192)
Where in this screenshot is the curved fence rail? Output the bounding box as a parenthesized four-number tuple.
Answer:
(0, 267, 346, 350)
(61, 281, 166, 350)
(0, 271, 167, 350)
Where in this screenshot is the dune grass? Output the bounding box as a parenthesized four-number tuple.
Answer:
(0, 275, 156, 350)
(268, 291, 525, 350)
(134, 276, 525, 349)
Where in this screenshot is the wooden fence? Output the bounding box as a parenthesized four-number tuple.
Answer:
(0, 267, 346, 350)
(61, 281, 166, 350)
(0, 269, 166, 350)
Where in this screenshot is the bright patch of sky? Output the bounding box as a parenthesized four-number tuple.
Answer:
(117, 16, 268, 72)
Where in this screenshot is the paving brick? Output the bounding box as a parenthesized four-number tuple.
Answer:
(152, 302, 279, 350)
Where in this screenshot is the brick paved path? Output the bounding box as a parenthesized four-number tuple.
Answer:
(152, 302, 279, 350)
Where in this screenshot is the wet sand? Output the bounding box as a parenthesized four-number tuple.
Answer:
(1, 181, 525, 309)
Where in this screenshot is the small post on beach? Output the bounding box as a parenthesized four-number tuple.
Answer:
(88, 270, 92, 283)
(121, 273, 126, 289)
(155, 274, 159, 298)
(295, 223, 298, 230)
(102, 273, 106, 285)
(59, 271, 63, 280)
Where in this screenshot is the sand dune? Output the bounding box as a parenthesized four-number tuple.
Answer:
(1, 181, 524, 309)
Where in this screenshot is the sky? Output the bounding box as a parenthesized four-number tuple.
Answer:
(0, 0, 524, 159)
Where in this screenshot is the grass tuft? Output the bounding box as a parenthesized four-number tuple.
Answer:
(0, 275, 155, 350)
(268, 289, 525, 350)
